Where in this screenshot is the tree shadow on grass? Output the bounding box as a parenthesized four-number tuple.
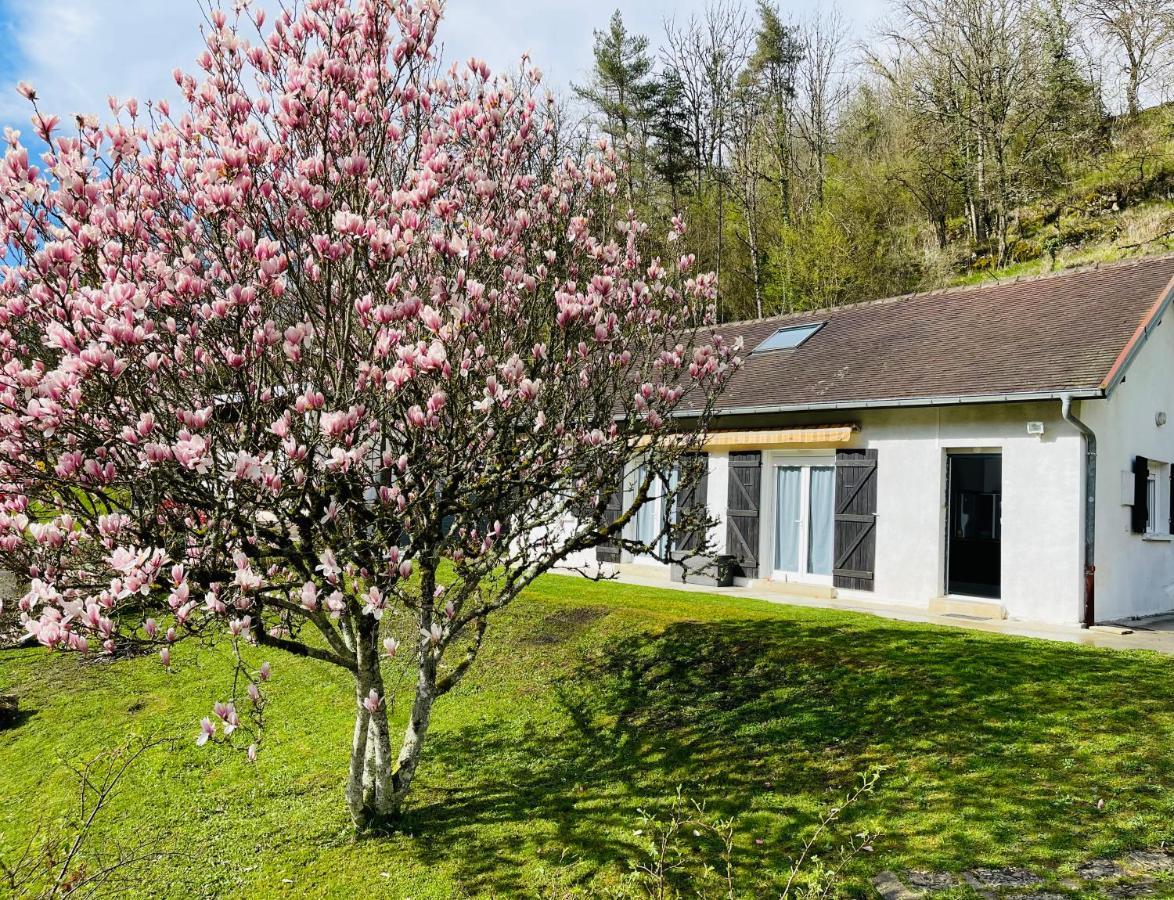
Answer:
(404, 614, 1174, 895)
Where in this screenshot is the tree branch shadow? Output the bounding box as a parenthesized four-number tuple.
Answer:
(382, 613, 1174, 894)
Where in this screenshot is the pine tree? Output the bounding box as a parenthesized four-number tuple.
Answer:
(744, 1, 802, 218)
(574, 10, 659, 205)
(1030, 0, 1105, 193)
(650, 67, 694, 209)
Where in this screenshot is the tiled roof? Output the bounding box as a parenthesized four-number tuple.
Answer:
(698, 254, 1174, 412)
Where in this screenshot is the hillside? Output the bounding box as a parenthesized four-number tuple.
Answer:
(574, 2, 1174, 320)
(949, 105, 1174, 289)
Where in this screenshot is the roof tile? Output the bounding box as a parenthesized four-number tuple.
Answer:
(703, 254, 1174, 411)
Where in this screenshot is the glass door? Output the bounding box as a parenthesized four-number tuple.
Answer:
(946, 453, 1002, 598)
(630, 462, 674, 560)
(772, 461, 835, 583)
(807, 466, 835, 577)
(773, 466, 802, 573)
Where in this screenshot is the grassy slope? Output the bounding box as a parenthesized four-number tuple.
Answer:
(948, 105, 1174, 289)
(1, 576, 1173, 897)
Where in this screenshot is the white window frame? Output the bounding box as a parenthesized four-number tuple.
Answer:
(765, 451, 836, 585)
(1146, 459, 1170, 537)
(626, 458, 673, 563)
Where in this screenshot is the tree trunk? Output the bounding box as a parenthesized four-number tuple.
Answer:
(1127, 68, 1141, 117)
(746, 213, 763, 319)
(345, 644, 440, 830)
(389, 643, 438, 804)
(345, 666, 375, 827)
(345, 566, 442, 831)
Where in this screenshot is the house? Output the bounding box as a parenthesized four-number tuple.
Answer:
(572, 254, 1174, 627)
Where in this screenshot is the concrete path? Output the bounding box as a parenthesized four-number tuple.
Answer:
(603, 570, 1174, 656)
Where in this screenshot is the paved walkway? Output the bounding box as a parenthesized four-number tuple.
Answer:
(873, 847, 1174, 898)
(604, 570, 1174, 656)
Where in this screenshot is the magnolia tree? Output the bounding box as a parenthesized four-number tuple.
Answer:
(0, 0, 737, 828)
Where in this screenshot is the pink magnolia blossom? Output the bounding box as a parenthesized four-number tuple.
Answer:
(0, 0, 735, 828)
(196, 717, 215, 747)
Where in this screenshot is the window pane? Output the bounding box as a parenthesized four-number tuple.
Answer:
(774, 467, 801, 572)
(634, 465, 656, 546)
(1147, 475, 1158, 533)
(956, 491, 997, 540)
(808, 467, 835, 576)
(659, 468, 678, 556)
(753, 323, 822, 353)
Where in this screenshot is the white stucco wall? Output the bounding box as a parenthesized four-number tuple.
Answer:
(591, 401, 1087, 625)
(836, 403, 1084, 623)
(1082, 311, 1174, 621)
(705, 452, 730, 553)
(549, 356, 1174, 627)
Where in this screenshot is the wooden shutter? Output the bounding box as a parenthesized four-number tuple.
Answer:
(833, 449, 878, 591)
(673, 453, 709, 553)
(595, 486, 624, 563)
(725, 451, 761, 578)
(1132, 455, 1150, 534)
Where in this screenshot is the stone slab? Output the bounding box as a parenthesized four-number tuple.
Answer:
(1124, 851, 1174, 875)
(904, 871, 955, 892)
(963, 867, 1042, 889)
(1078, 859, 1126, 880)
(872, 871, 918, 900)
(1107, 881, 1160, 898)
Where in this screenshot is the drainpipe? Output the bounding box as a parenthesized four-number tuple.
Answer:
(1061, 394, 1096, 628)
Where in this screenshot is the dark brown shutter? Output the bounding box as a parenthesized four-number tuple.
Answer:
(833, 449, 878, 591)
(1132, 456, 1150, 534)
(726, 451, 761, 578)
(595, 486, 624, 563)
(673, 453, 709, 553)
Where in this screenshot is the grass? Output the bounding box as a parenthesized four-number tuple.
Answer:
(2, 575, 1173, 897)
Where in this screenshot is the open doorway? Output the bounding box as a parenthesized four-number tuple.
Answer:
(946, 453, 1002, 599)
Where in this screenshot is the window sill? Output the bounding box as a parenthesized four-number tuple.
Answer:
(1143, 533, 1173, 542)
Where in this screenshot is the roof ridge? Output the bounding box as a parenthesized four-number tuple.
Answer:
(725, 250, 1174, 328)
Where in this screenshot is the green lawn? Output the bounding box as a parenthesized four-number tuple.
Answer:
(2, 576, 1173, 897)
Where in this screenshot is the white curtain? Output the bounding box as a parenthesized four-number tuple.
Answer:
(774, 467, 801, 572)
(659, 467, 679, 556)
(808, 466, 835, 576)
(633, 464, 674, 553)
(633, 464, 656, 547)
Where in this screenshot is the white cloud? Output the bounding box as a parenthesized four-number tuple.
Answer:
(0, 0, 886, 130)
(0, 1, 206, 125)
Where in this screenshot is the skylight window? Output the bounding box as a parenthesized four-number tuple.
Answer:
(753, 322, 823, 353)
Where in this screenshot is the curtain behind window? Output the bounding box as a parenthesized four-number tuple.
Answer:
(808, 466, 835, 575)
(774, 466, 801, 572)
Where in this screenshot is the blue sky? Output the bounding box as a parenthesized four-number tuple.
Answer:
(0, 0, 888, 136)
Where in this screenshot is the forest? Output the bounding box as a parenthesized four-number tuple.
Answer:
(568, 0, 1174, 320)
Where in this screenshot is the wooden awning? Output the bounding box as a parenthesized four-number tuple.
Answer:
(703, 424, 856, 450)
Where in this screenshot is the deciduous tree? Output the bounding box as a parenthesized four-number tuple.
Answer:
(0, 0, 736, 830)
(1076, 0, 1174, 115)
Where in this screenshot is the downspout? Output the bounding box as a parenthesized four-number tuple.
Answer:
(1061, 394, 1096, 628)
